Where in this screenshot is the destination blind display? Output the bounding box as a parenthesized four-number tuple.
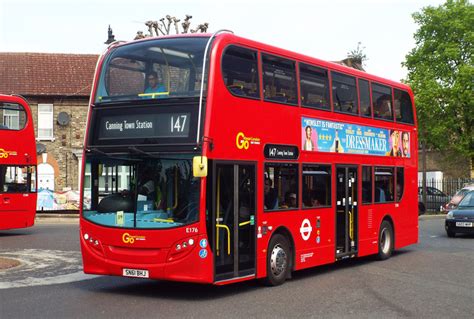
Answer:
(98, 113, 191, 140)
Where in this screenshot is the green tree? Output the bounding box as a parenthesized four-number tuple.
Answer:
(403, 0, 473, 164)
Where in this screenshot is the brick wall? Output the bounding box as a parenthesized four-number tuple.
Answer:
(29, 96, 88, 191)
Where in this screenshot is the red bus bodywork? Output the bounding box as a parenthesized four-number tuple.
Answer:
(80, 33, 418, 285)
(0, 95, 37, 230)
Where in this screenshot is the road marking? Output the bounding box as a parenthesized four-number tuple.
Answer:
(0, 249, 98, 289)
(430, 235, 439, 238)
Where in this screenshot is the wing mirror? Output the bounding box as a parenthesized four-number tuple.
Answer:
(193, 156, 208, 177)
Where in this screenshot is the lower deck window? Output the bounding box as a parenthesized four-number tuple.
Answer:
(264, 163, 298, 210)
(0, 165, 36, 193)
(374, 167, 394, 203)
(396, 167, 404, 201)
(302, 165, 331, 207)
(362, 166, 373, 204)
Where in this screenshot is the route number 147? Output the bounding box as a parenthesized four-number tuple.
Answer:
(170, 115, 187, 133)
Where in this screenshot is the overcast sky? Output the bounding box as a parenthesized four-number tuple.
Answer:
(0, 0, 445, 82)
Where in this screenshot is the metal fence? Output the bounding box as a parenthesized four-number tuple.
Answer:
(418, 178, 474, 212)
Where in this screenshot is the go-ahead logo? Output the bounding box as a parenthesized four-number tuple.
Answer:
(236, 132, 261, 150)
(0, 148, 17, 159)
(122, 233, 146, 244)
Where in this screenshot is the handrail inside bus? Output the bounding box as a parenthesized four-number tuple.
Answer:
(216, 168, 221, 256)
(239, 220, 251, 227)
(216, 224, 231, 255)
(165, 167, 178, 211)
(196, 29, 234, 146)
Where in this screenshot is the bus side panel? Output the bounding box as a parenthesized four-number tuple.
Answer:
(255, 208, 336, 276)
(357, 205, 379, 257)
(0, 209, 35, 230)
(394, 166, 419, 249)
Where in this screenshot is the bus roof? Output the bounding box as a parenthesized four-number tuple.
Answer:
(103, 32, 411, 93)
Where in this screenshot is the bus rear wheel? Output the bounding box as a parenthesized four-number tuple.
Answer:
(262, 234, 290, 286)
(377, 220, 394, 260)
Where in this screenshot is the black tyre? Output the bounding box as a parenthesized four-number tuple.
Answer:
(377, 220, 394, 260)
(446, 230, 455, 238)
(262, 234, 290, 286)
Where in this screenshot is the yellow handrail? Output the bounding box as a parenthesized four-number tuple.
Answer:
(239, 220, 251, 227)
(216, 224, 231, 255)
(138, 92, 170, 98)
(165, 167, 179, 213)
(349, 211, 354, 240)
(172, 167, 178, 209)
(216, 169, 221, 256)
(349, 178, 355, 241)
(153, 218, 175, 223)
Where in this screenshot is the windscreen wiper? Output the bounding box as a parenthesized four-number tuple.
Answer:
(86, 147, 110, 157)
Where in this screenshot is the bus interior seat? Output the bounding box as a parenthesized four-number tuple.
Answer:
(97, 193, 134, 213)
(228, 84, 245, 96)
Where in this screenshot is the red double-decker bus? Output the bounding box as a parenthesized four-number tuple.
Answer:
(80, 32, 417, 285)
(0, 95, 37, 230)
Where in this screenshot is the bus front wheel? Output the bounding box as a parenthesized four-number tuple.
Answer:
(377, 220, 394, 260)
(262, 234, 290, 286)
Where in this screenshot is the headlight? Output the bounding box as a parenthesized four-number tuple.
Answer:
(446, 211, 454, 220)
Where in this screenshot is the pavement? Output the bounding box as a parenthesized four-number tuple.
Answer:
(35, 213, 79, 223)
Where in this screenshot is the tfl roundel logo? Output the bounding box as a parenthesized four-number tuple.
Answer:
(300, 219, 312, 241)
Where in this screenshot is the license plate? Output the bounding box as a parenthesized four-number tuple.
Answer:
(123, 268, 149, 278)
(456, 222, 473, 227)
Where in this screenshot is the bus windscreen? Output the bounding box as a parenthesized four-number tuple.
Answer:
(95, 37, 210, 103)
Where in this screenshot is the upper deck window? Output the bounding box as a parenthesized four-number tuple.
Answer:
(372, 83, 393, 121)
(394, 89, 414, 125)
(262, 54, 297, 105)
(95, 37, 209, 103)
(299, 63, 330, 110)
(332, 72, 358, 115)
(222, 46, 259, 99)
(359, 79, 371, 117)
(0, 103, 27, 130)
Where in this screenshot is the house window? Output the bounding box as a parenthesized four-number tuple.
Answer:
(38, 104, 54, 140)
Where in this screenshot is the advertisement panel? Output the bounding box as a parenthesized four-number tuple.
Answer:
(301, 117, 410, 157)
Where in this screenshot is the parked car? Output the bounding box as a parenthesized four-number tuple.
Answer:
(445, 190, 474, 237)
(443, 184, 474, 212)
(418, 186, 450, 212)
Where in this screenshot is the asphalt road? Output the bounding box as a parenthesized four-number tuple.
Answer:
(1, 217, 473, 318)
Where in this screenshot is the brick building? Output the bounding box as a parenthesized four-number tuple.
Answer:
(0, 52, 98, 192)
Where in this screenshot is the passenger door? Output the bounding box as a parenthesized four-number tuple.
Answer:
(211, 162, 256, 282)
(335, 166, 358, 258)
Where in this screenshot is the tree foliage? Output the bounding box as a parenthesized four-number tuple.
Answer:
(403, 0, 473, 160)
